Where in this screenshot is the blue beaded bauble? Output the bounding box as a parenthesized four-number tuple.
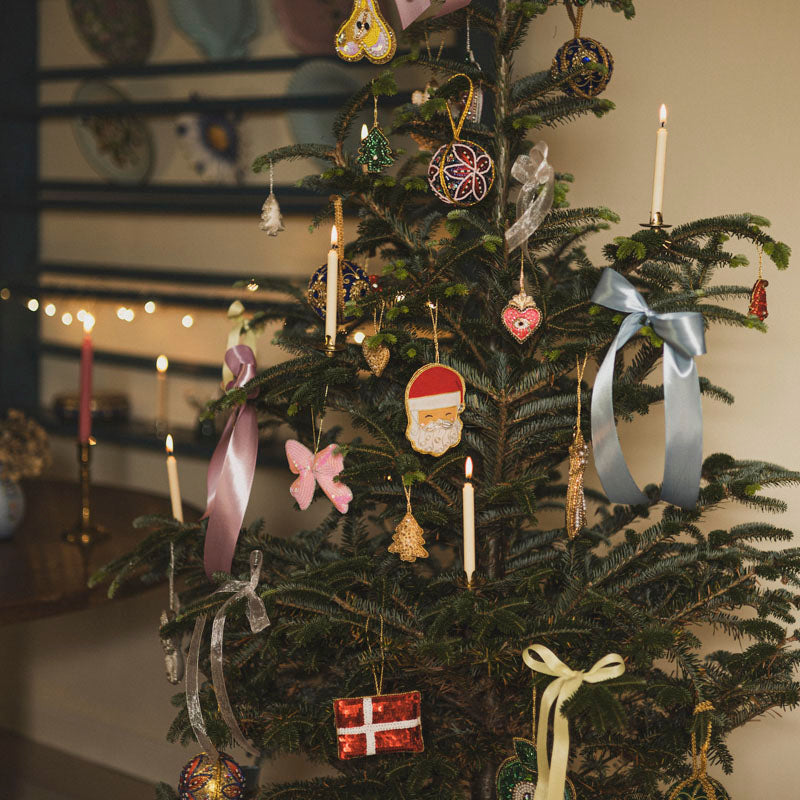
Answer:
(307, 259, 371, 320)
(551, 36, 614, 98)
(178, 751, 246, 800)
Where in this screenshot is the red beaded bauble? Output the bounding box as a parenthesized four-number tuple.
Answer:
(428, 140, 495, 206)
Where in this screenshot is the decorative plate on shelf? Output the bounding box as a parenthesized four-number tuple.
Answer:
(272, 0, 352, 55)
(68, 0, 154, 65)
(71, 81, 154, 185)
(168, 0, 258, 60)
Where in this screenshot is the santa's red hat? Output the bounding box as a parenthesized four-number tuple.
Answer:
(406, 364, 465, 412)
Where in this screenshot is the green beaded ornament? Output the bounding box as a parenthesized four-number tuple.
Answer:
(496, 690, 576, 800)
(666, 702, 731, 800)
(496, 739, 576, 800)
(357, 96, 393, 174)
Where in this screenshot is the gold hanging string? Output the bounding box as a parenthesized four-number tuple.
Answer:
(531, 685, 537, 745)
(402, 478, 414, 513)
(565, 0, 584, 37)
(332, 195, 344, 269)
(365, 613, 386, 696)
(269, 160, 274, 194)
(442, 73, 475, 140)
(373, 300, 385, 335)
(692, 701, 714, 776)
(373, 94, 379, 126)
(519, 251, 526, 294)
(757, 244, 764, 281)
(423, 31, 445, 62)
(575, 354, 588, 427)
(311, 384, 330, 454)
(428, 300, 440, 363)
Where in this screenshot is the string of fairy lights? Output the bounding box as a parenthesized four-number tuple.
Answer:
(1, 286, 200, 329)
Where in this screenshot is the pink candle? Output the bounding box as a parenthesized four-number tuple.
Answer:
(78, 314, 95, 443)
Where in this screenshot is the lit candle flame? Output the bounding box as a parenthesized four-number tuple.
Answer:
(360, 123, 369, 140)
(83, 313, 95, 333)
(330, 224, 338, 247)
(465, 456, 473, 481)
(156, 354, 169, 373)
(165, 434, 174, 454)
(659, 104, 667, 126)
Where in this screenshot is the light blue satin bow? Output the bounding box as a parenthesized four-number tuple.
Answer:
(591, 269, 706, 509)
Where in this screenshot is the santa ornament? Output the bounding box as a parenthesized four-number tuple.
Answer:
(405, 300, 466, 457)
(405, 364, 466, 457)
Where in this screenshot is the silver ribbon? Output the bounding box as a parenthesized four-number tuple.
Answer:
(505, 141, 555, 254)
(186, 551, 270, 759)
(591, 269, 706, 509)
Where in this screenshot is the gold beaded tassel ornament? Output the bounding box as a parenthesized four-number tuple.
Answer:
(666, 702, 731, 800)
(388, 479, 428, 562)
(566, 355, 590, 539)
(362, 300, 390, 376)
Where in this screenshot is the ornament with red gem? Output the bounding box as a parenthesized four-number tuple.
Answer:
(427, 74, 494, 207)
(748, 247, 769, 321)
(502, 254, 542, 343)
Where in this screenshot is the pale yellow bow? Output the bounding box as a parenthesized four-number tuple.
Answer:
(522, 645, 626, 800)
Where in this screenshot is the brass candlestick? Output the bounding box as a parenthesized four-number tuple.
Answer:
(63, 440, 108, 546)
(640, 210, 672, 230)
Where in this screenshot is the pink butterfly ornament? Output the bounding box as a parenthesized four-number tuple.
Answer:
(286, 440, 353, 513)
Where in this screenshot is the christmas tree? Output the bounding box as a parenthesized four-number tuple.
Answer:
(94, 2, 800, 799)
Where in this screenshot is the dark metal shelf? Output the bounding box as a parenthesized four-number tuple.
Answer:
(38, 409, 284, 466)
(38, 260, 277, 286)
(28, 182, 328, 215)
(36, 52, 443, 82)
(39, 342, 222, 380)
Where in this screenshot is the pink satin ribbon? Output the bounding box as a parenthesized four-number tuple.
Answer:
(203, 345, 259, 578)
(395, 0, 471, 30)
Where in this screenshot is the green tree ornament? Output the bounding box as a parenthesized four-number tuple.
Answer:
(358, 94, 393, 173)
(358, 123, 393, 173)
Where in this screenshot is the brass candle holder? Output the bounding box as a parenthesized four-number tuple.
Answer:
(640, 210, 672, 230)
(62, 440, 108, 546)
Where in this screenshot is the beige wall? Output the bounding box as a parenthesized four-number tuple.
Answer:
(1, 0, 798, 793)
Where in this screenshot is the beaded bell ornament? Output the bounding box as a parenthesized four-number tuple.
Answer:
(501, 253, 542, 344)
(362, 301, 390, 376)
(666, 703, 731, 800)
(259, 160, 284, 236)
(427, 73, 495, 206)
(551, 0, 614, 99)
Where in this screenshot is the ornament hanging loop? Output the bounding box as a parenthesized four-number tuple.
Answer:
(443, 73, 475, 141)
(565, 0, 584, 37)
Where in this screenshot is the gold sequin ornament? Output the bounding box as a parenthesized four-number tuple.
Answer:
(362, 301, 390, 377)
(388, 482, 428, 562)
(566, 355, 590, 539)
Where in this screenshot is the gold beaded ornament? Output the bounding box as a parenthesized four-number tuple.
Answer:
(335, 0, 396, 64)
(566, 355, 590, 539)
(388, 479, 428, 562)
(362, 301, 390, 377)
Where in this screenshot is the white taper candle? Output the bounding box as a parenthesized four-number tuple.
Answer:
(650, 104, 668, 221)
(463, 457, 476, 582)
(165, 434, 184, 523)
(325, 225, 338, 345)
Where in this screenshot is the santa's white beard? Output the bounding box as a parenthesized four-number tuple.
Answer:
(408, 417, 462, 455)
